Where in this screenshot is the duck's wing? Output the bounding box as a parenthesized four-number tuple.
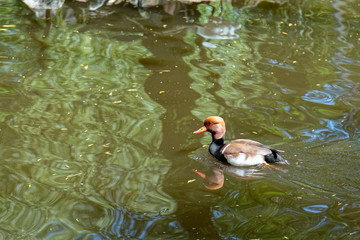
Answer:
(221, 139, 273, 156)
(221, 139, 289, 164)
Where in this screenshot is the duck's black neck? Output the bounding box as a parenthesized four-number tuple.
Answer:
(209, 136, 226, 161)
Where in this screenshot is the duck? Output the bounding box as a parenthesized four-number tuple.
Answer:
(193, 116, 289, 166)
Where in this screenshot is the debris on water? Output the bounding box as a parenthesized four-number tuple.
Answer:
(187, 179, 197, 183)
(157, 207, 169, 216)
(202, 41, 217, 48)
(65, 172, 82, 180)
(152, 70, 170, 73)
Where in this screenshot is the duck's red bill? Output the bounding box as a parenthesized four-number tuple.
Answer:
(193, 126, 207, 134)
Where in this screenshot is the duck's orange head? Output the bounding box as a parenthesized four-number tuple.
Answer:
(193, 116, 226, 139)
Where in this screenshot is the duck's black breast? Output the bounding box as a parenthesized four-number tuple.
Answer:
(209, 138, 228, 163)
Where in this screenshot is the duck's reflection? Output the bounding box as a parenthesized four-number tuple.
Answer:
(192, 156, 264, 190)
(193, 168, 224, 190)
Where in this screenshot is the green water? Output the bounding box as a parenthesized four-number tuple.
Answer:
(0, 0, 359, 239)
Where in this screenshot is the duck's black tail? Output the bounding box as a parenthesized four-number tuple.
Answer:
(265, 150, 289, 164)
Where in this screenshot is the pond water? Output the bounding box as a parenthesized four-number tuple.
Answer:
(0, 0, 359, 239)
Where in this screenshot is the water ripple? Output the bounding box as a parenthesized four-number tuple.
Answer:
(303, 204, 329, 214)
(302, 90, 335, 105)
(302, 118, 349, 142)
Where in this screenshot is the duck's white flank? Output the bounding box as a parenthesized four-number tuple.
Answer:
(226, 152, 265, 167)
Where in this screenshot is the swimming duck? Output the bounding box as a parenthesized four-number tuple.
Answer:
(193, 116, 289, 166)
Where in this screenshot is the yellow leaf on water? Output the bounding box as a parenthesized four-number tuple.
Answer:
(152, 69, 170, 73)
(187, 179, 197, 183)
(65, 173, 82, 180)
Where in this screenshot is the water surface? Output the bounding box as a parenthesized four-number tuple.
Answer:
(0, 0, 359, 239)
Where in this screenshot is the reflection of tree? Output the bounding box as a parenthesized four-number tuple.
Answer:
(332, 0, 360, 139)
(0, 6, 179, 237)
(188, 0, 359, 143)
